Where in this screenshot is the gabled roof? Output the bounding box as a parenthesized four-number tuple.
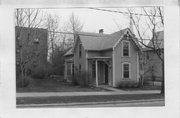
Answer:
(76, 28, 139, 51)
(143, 31, 164, 51)
(64, 48, 73, 56)
(15, 26, 48, 33)
(148, 31, 164, 48)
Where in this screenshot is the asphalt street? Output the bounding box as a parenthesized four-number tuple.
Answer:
(17, 99, 164, 108)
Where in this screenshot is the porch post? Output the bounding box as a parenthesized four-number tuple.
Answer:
(95, 60, 98, 87)
(64, 61, 67, 80)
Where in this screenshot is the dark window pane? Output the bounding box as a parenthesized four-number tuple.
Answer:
(123, 42, 129, 56)
(123, 64, 129, 78)
(124, 71, 129, 78)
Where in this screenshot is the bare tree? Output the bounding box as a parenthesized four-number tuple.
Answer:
(68, 12, 83, 33)
(44, 14, 60, 63)
(15, 9, 43, 28)
(66, 12, 84, 43)
(128, 7, 164, 94)
(15, 8, 46, 87)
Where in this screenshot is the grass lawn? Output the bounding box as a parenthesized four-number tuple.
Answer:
(17, 78, 107, 93)
(17, 94, 164, 105)
(118, 85, 161, 91)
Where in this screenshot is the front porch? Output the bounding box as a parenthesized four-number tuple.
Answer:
(64, 58, 74, 82)
(87, 57, 113, 87)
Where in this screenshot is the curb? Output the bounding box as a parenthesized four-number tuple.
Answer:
(16, 92, 161, 98)
(17, 99, 164, 108)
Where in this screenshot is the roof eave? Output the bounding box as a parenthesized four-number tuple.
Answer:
(86, 48, 113, 52)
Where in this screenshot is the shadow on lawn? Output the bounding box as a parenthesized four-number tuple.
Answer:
(16, 77, 108, 93)
(118, 85, 161, 91)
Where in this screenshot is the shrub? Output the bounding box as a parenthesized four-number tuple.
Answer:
(117, 80, 139, 88)
(78, 71, 89, 87)
(72, 74, 79, 86)
(72, 71, 89, 87)
(16, 76, 31, 88)
(31, 65, 47, 79)
(46, 64, 54, 77)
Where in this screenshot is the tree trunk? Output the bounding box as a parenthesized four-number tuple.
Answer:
(161, 61, 164, 94)
(20, 65, 24, 87)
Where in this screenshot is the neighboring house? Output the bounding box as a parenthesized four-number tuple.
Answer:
(16, 26, 48, 76)
(142, 31, 164, 81)
(64, 48, 74, 82)
(64, 28, 142, 87)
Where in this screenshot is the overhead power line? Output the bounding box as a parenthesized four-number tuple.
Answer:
(48, 30, 105, 37)
(88, 7, 161, 17)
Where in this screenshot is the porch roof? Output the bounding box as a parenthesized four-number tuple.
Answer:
(65, 58, 73, 62)
(87, 56, 112, 60)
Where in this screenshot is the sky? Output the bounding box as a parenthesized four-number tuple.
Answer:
(42, 8, 130, 34)
(39, 7, 163, 40)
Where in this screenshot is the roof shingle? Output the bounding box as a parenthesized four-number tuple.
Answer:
(77, 28, 128, 51)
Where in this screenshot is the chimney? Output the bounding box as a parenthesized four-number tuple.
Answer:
(99, 29, 104, 34)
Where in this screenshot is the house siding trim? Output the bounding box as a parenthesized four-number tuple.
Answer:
(112, 50, 115, 87)
(137, 52, 139, 81)
(113, 29, 132, 50)
(95, 60, 98, 87)
(85, 51, 88, 71)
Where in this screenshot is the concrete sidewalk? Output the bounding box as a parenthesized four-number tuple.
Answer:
(16, 90, 161, 98)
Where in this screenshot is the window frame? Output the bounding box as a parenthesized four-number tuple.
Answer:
(122, 62, 131, 79)
(122, 41, 130, 57)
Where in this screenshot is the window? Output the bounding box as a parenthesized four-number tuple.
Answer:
(72, 64, 74, 75)
(92, 63, 96, 78)
(79, 64, 81, 74)
(16, 49, 20, 53)
(123, 41, 130, 57)
(79, 44, 82, 58)
(34, 38, 39, 44)
(146, 52, 149, 60)
(123, 63, 130, 78)
(67, 63, 71, 75)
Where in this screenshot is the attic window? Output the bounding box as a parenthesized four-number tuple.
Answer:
(122, 41, 130, 57)
(16, 49, 20, 53)
(17, 36, 21, 40)
(34, 38, 39, 44)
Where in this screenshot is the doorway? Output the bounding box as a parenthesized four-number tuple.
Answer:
(105, 64, 108, 84)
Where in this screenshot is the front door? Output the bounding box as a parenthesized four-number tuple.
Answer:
(105, 64, 108, 84)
